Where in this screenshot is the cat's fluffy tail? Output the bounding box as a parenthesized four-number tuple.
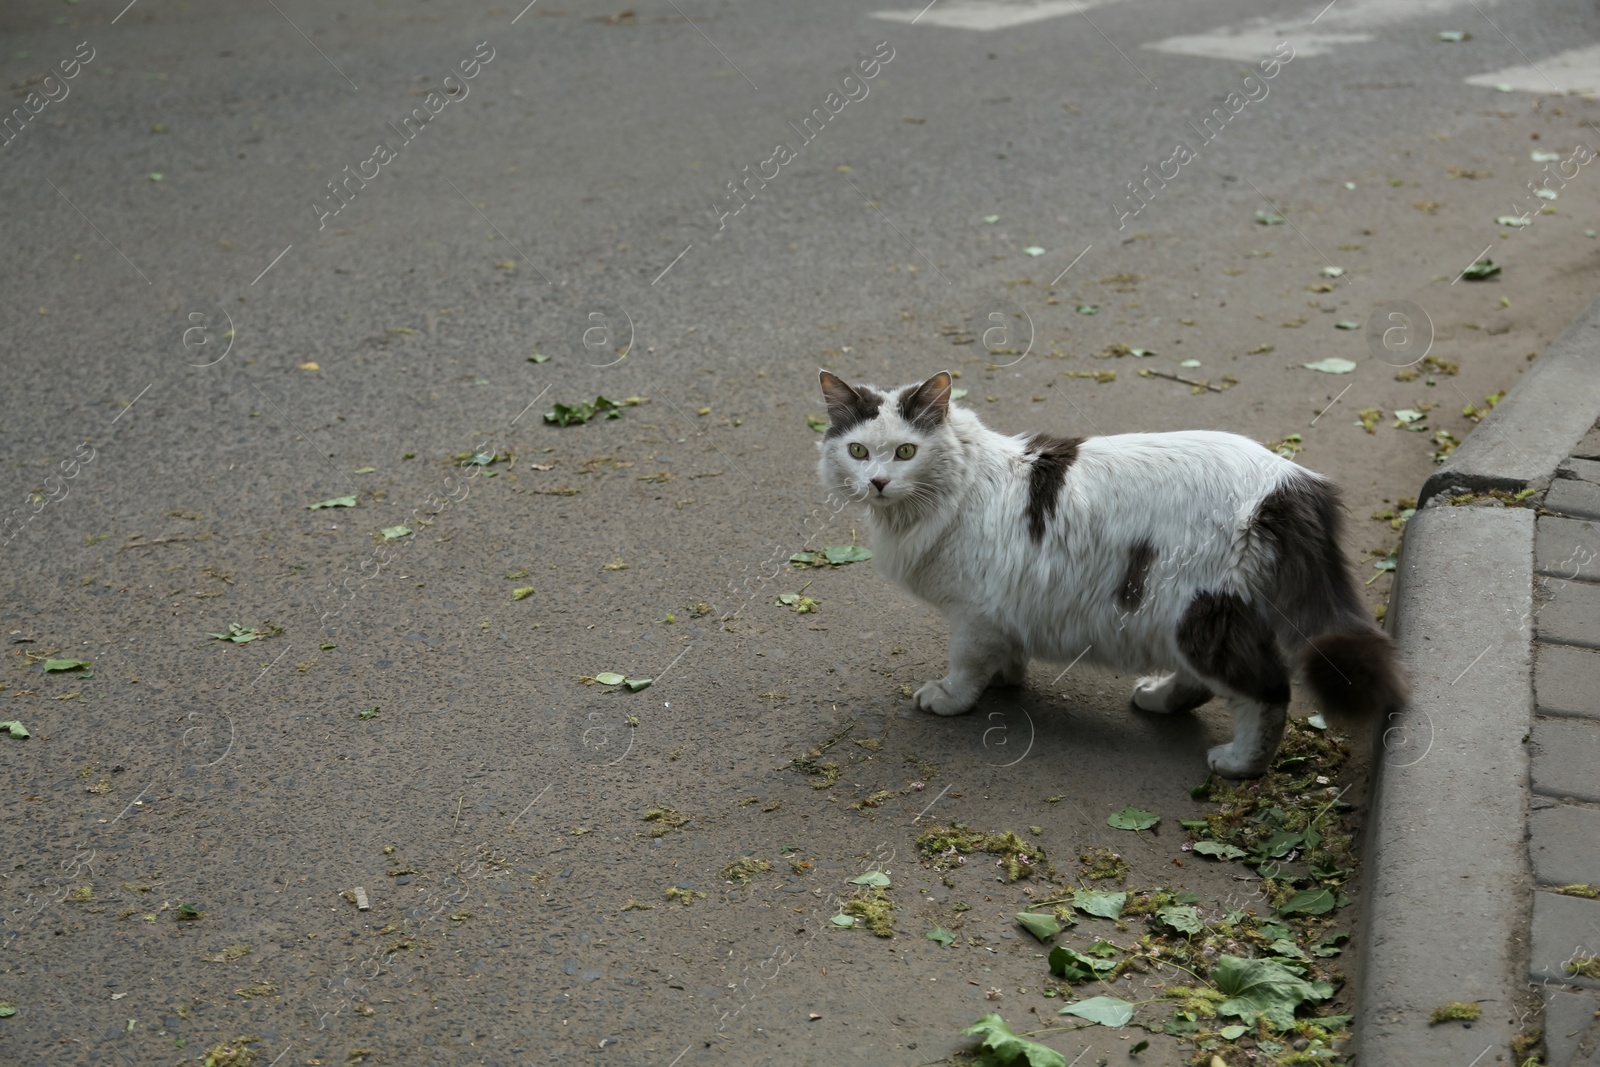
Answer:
(1299, 630, 1408, 721)
(1258, 471, 1409, 720)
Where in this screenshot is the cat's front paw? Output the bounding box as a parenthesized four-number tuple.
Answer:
(913, 679, 975, 717)
(1206, 742, 1268, 780)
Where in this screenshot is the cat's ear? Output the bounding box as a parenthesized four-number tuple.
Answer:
(901, 370, 953, 431)
(819, 370, 860, 416)
(819, 370, 879, 431)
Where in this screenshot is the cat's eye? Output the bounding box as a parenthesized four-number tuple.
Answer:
(894, 443, 917, 460)
(848, 442, 868, 460)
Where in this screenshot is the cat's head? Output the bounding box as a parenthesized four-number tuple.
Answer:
(816, 370, 954, 511)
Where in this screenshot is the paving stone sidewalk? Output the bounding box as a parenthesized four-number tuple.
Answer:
(1528, 424, 1600, 1067)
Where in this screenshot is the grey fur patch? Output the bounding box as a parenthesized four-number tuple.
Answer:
(1023, 433, 1082, 543)
(1252, 473, 1363, 640)
(1118, 540, 1157, 611)
(1175, 591, 1291, 706)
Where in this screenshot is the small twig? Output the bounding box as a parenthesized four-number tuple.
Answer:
(120, 535, 200, 550)
(1138, 368, 1224, 393)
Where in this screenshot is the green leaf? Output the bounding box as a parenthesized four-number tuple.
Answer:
(951, 387, 969, 399)
(807, 415, 828, 433)
(983, 215, 1000, 223)
(961, 1013, 1068, 1067)
(624, 677, 652, 692)
(1107, 807, 1159, 831)
(1219, 1024, 1249, 1039)
(821, 545, 872, 565)
(381, 525, 411, 540)
(1157, 905, 1203, 934)
(1278, 887, 1336, 916)
(352, 467, 376, 475)
(0, 1003, 14, 1017)
(594, 672, 626, 686)
(850, 871, 891, 888)
(307, 496, 357, 509)
(1312, 931, 1349, 957)
(1085, 940, 1119, 958)
(1016, 911, 1062, 942)
(1212, 954, 1331, 1030)
(1048, 945, 1117, 982)
(1074, 304, 1099, 315)
(830, 914, 857, 927)
(176, 903, 203, 921)
(1303, 358, 1357, 373)
(357, 707, 379, 721)
(927, 926, 956, 946)
(1024, 246, 1046, 257)
(1, 721, 29, 739)
(1058, 996, 1134, 1028)
(1320, 266, 1345, 278)
(1334, 321, 1362, 330)
(511, 587, 534, 601)
(1072, 889, 1127, 920)
(1192, 841, 1247, 861)
(1461, 258, 1500, 280)
(42, 659, 90, 672)
(528, 353, 550, 363)
(1255, 210, 1284, 225)
(1189, 775, 1215, 799)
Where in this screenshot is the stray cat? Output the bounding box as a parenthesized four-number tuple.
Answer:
(816, 369, 1406, 778)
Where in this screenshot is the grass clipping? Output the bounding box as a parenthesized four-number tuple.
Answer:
(915, 824, 1046, 881)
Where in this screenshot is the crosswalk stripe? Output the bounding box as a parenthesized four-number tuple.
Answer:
(1465, 43, 1600, 94)
(870, 0, 1133, 32)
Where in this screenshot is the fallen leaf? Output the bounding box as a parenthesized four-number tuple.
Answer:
(298, 362, 320, 371)
(1, 721, 29, 739)
(307, 496, 357, 510)
(1016, 911, 1062, 942)
(927, 926, 956, 946)
(43, 659, 91, 672)
(1303, 358, 1357, 374)
(1059, 995, 1135, 1028)
(381, 525, 412, 540)
(1107, 807, 1159, 831)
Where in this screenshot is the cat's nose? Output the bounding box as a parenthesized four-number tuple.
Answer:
(871, 476, 889, 492)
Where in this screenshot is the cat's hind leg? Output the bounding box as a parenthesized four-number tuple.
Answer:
(915, 620, 1008, 716)
(1131, 671, 1213, 713)
(1174, 591, 1291, 779)
(1205, 699, 1287, 779)
(993, 645, 1029, 689)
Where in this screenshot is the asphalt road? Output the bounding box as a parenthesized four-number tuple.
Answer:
(4, 0, 1600, 1064)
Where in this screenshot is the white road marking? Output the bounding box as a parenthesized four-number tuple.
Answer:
(872, 0, 1133, 32)
(1465, 42, 1600, 94)
(1145, 0, 1503, 63)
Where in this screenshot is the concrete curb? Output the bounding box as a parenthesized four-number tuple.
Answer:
(1354, 506, 1535, 1065)
(1359, 290, 1600, 1066)
(1420, 294, 1600, 506)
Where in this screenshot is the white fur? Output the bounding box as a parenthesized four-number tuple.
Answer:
(818, 379, 1318, 777)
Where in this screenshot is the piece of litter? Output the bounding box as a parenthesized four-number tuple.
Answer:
(353, 887, 370, 911)
(809, 1013, 823, 1021)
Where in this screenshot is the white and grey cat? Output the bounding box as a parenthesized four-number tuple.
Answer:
(816, 369, 1406, 778)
